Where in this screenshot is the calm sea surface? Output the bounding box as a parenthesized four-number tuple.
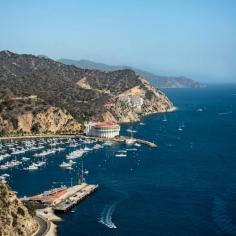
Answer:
(1, 85, 236, 236)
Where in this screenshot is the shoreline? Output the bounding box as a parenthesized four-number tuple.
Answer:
(0, 134, 157, 148)
(0, 107, 177, 142)
(0, 134, 81, 141)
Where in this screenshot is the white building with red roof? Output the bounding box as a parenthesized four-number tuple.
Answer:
(85, 121, 120, 138)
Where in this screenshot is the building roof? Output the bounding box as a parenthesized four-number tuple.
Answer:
(95, 121, 119, 128)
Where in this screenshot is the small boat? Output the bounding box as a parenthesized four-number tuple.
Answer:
(126, 148, 138, 151)
(35, 161, 46, 167)
(162, 114, 168, 122)
(2, 173, 10, 178)
(93, 144, 103, 150)
(197, 108, 203, 112)
(125, 139, 136, 145)
(127, 129, 137, 133)
(59, 162, 72, 168)
(24, 164, 39, 170)
(115, 153, 127, 157)
(55, 147, 66, 152)
(66, 149, 85, 160)
(0, 165, 8, 170)
(178, 123, 183, 131)
(139, 122, 145, 125)
(83, 146, 93, 152)
(117, 150, 127, 153)
(84, 170, 89, 175)
(134, 143, 141, 147)
(34, 149, 56, 157)
(65, 166, 73, 170)
(103, 141, 114, 146)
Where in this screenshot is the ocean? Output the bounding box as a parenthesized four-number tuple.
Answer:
(1, 84, 236, 236)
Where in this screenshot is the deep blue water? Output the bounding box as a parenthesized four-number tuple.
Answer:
(1, 85, 236, 235)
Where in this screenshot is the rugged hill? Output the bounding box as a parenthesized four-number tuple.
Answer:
(0, 50, 173, 136)
(59, 58, 206, 88)
(0, 181, 38, 236)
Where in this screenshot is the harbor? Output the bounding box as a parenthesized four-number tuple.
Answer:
(0, 121, 156, 235)
(0, 134, 157, 148)
(21, 169, 99, 236)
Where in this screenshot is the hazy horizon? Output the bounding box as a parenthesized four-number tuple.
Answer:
(0, 0, 235, 83)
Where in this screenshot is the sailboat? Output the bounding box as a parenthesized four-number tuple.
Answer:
(126, 126, 136, 145)
(178, 122, 183, 131)
(162, 114, 168, 122)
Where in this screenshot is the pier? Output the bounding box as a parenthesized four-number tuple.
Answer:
(24, 183, 98, 212)
(76, 135, 158, 148)
(133, 138, 157, 148)
(53, 183, 98, 212)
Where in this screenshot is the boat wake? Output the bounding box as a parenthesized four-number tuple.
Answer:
(98, 202, 118, 229)
(212, 196, 236, 235)
(218, 111, 232, 115)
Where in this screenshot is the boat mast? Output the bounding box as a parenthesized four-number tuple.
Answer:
(82, 158, 84, 183)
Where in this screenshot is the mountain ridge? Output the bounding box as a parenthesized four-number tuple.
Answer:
(0, 50, 174, 136)
(58, 58, 206, 88)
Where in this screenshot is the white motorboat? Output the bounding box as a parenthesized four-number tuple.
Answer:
(125, 139, 136, 145)
(115, 153, 127, 157)
(66, 149, 85, 160)
(59, 162, 72, 168)
(24, 163, 39, 170)
(134, 143, 141, 147)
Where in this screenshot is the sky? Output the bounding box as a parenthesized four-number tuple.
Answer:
(0, 0, 235, 83)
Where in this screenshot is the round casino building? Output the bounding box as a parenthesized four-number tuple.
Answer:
(85, 121, 120, 138)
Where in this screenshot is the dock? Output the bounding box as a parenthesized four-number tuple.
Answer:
(77, 135, 158, 148)
(22, 182, 98, 216)
(133, 138, 157, 147)
(53, 183, 98, 212)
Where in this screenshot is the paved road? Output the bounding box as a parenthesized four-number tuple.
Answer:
(34, 215, 50, 236)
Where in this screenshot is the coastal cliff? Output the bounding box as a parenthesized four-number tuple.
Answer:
(0, 50, 174, 135)
(0, 181, 38, 236)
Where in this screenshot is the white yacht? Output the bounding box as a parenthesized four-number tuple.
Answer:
(66, 149, 85, 160)
(2, 173, 10, 178)
(162, 114, 168, 122)
(103, 141, 114, 146)
(24, 164, 39, 170)
(59, 161, 72, 168)
(134, 143, 141, 147)
(197, 108, 203, 112)
(33, 149, 56, 157)
(83, 146, 93, 152)
(126, 148, 138, 151)
(115, 153, 127, 157)
(178, 123, 183, 131)
(35, 161, 46, 167)
(93, 144, 103, 150)
(125, 139, 136, 145)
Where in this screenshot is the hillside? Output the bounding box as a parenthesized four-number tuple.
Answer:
(0, 50, 173, 136)
(0, 181, 38, 236)
(59, 58, 206, 88)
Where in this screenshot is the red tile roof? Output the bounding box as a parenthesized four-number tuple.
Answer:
(95, 121, 118, 127)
